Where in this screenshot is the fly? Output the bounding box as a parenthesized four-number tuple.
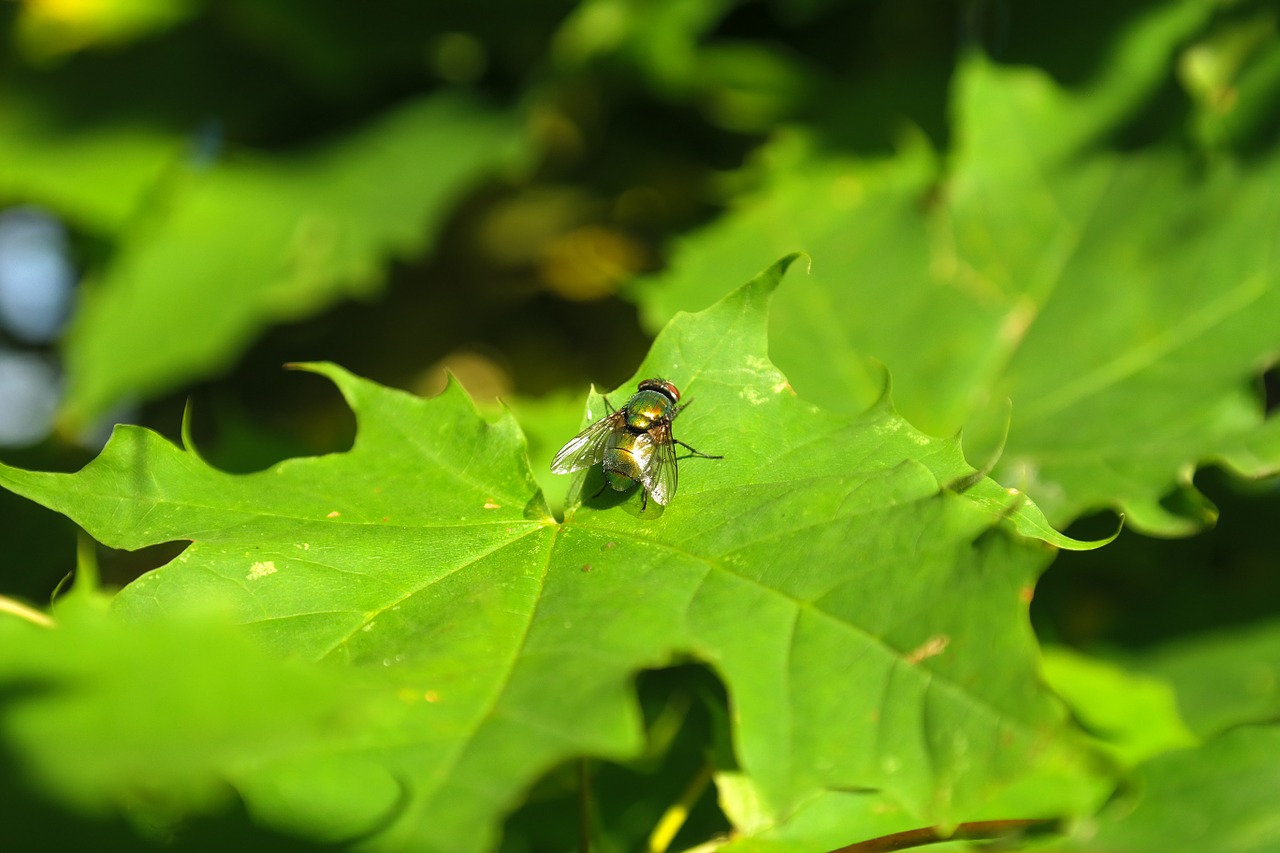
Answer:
(551, 378, 722, 510)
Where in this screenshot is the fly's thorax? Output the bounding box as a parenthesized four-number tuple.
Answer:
(623, 389, 674, 431)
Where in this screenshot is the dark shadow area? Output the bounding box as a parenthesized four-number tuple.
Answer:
(1262, 364, 1279, 414)
(1033, 466, 1280, 649)
(499, 663, 732, 853)
(93, 540, 191, 591)
(0, 487, 78, 603)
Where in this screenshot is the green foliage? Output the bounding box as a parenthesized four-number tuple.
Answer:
(1039, 647, 1196, 768)
(0, 261, 1109, 850)
(0, 94, 523, 429)
(634, 5, 1280, 535)
(1050, 727, 1280, 852)
(2, 2, 1279, 851)
(0, 593, 371, 839)
(1128, 618, 1280, 740)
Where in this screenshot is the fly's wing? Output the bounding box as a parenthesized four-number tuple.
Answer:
(638, 422, 679, 505)
(550, 412, 622, 473)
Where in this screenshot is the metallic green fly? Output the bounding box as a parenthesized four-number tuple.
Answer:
(551, 378, 722, 510)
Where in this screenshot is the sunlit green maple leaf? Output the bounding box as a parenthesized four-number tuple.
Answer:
(632, 4, 1280, 535)
(0, 258, 1108, 851)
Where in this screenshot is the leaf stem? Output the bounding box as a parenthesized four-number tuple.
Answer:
(828, 818, 1062, 852)
(75, 529, 101, 594)
(0, 595, 55, 628)
(647, 759, 714, 853)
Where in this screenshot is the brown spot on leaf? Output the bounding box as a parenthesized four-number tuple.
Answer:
(905, 634, 950, 664)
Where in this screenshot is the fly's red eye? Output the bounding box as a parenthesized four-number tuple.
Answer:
(638, 378, 681, 403)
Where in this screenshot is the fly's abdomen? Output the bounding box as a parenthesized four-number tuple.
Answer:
(603, 430, 655, 491)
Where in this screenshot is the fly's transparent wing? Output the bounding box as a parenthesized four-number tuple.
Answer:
(639, 422, 679, 505)
(551, 412, 622, 473)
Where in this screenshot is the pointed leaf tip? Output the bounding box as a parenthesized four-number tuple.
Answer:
(722, 253, 805, 315)
(744, 252, 806, 301)
(178, 397, 209, 464)
(690, 254, 807, 326)
(865, 358, 894, 411)
(282, 361, 390, 419)
(282, 361, 360, 399)
(635, 255, 807, 398)
(282, 360, 341, 378)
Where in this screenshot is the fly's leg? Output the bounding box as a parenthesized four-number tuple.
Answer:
(674, 439, 723, 460)
(591, 480, 608, 500)
(641, 489, 648, 512)
(602, 395, 615, 415)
